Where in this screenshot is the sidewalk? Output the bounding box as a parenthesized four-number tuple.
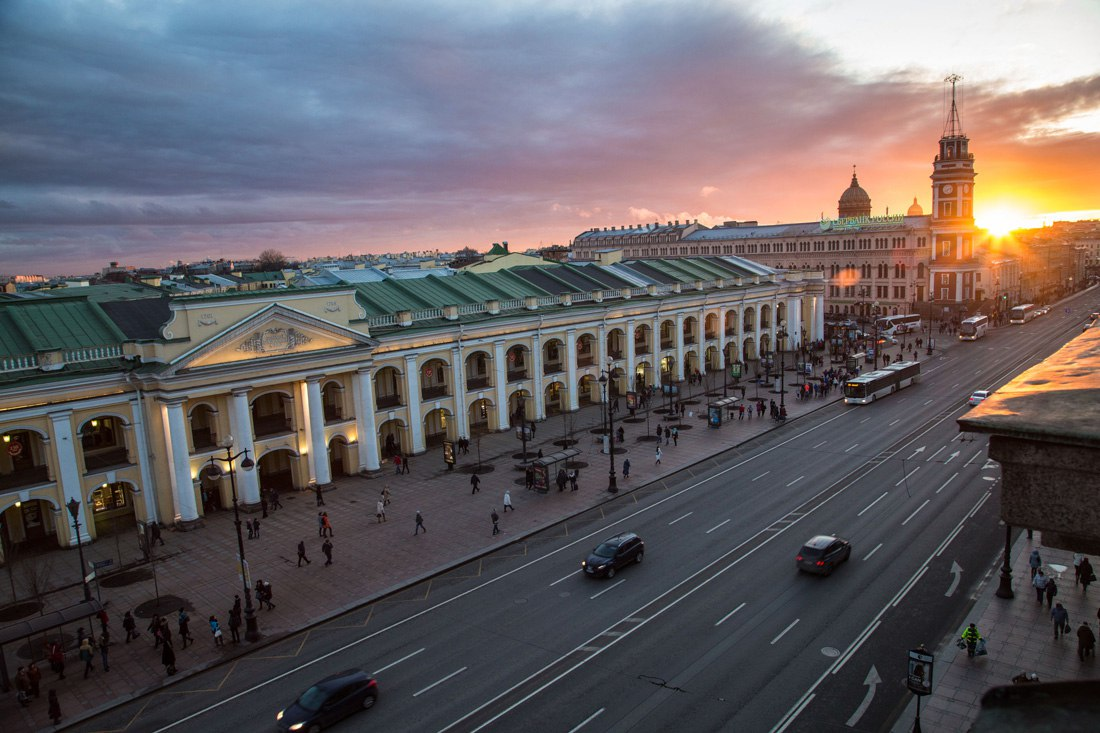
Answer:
(891, 534, 1100, 732)
(1, 348, 915, 732)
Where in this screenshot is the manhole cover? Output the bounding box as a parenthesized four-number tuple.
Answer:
(100, 568, 153, 588)
(0, 601, 43, 623)
(821, 647, 841, 657)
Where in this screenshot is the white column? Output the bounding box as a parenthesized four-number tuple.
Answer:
(163, 399, 199, 523)
(675, 312, 686, 381)
(305, 377, 331, 485)
(652, 315, 662, 363)
(353, 367, 381, 472)
(128, 394, 159, 522)
(404, 355, 425, 453)
(228, 388, 261, 505)
(565, 329, 579, 411)
(531, 334, 546, 421)
(814, 294, 825, 340)
(450, 347, 469, 440)
(626, 319, 637, 390)
(48, 411, 91, 544)
(493, 340, 509, 430)
(788, 297, 802, 347)
(697, 307, 708, 375)
(753, 305, 762, 361)
(597, 323, 608, 375)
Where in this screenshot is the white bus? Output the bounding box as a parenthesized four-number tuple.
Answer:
(874, 313, 922, 337)
(1009, 304, 1038, 324)
(959, 315, 990, 341)
(843, 361, 922, 404)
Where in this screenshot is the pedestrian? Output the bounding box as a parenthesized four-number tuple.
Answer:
(151, 521, 165, 546)
(48, 690, 62, 725)
(537, 448, 543, 459)
(671, 426, 679, 446)
(401, 454, 411, 474)
(617, 426, 625, 444)
(491, 508, 500, 536)
(393, 454, 402, 474)
(97, 608, 110, 636)
(99, 632, 110, 671)
(314, 482, 325, 506)
(556, 468, 567, 492)
(382, 485, 392, 506)
(525, 466, 534, 490)
(178, 608, 193, 648)
(123, 610, 137, 642)
(297, 539, 312, 566)
(160, 619, 174, 649)
(162, 639, 177, 675)
(232, 594, 242, 617)
(376, 498, 387, 522)
(47, 640, 65, 680)
(503, 490, 513, 512)
(1046, 577, 1059, 609)
(569, 469, 579, 491)
(27, 660, 41, 698)
(253, 517, 261, 539)
(257, 579, 276, 610)
(664, 426, 670, 445)
(322, 538, 334, 566)
(228, 609, 241, 644)
(1082, 557, 1095, 592)
(79, 636, 95, 679)
(960, 622, 982, 658)
(470, 473, 481, 494)
(209, 611, 224, 642)
(655, 446, 662, 464)
(270, 486, 283, 510)
(261, 491, 269, 518)
(321, 512, 333, 537)
(414, 510, 426, 535)
(1029, 548, 1042, 578)
(247, 517, 255, 539)
(1074, 552, 1085, 586)
(15, 667, 30, 707)
(1078, 622, 1096, 660)
(317, 511, 325, 538)
(622, 458, 631, 478)
(1033, 569, 1050, 603)
(1052, 602, 1070, 640)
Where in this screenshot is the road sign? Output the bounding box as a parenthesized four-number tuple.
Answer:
(84, 571, 96, 583)
(90, 558, 114, 570)
(907, 647, 934, 695)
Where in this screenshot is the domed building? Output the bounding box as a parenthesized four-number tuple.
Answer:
(907, 197, 924, 216)
(838, 171, 872, 218)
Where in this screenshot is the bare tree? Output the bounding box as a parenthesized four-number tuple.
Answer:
(19, 553, 55, 615)
(256, 249, 287, 272)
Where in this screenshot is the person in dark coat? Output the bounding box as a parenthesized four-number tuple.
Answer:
(322, 539, 334, 566)
(48, 690, 62, 725)
(162, 640, 177, 675)
(297, 540, 311, 566)
(123, 611, 138, 642)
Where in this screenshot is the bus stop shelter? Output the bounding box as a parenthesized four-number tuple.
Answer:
(0, 598, 102, 692)
(530, 448, 581, 494)
(707, 396, 742, 427)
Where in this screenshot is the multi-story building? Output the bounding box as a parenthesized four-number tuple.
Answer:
(0, 257, 823, 552)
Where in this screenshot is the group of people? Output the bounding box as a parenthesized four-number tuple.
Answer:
(13, 662, 60, 724)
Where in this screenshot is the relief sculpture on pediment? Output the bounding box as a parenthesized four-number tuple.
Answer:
(238, 327, 313, 354)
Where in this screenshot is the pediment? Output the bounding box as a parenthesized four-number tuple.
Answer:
(172, 304, 375, 372)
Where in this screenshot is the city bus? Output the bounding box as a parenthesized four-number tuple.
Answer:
(843, 361, 922, 404)
(874, 313, 922, 336)
(958, 315, 990, 341)
(1009, 304, 1038, 324)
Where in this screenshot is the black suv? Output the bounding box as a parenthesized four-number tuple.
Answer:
(795, 535, 852, 576)
(276, 668, 378, 732)
(582, 532, 644, 578)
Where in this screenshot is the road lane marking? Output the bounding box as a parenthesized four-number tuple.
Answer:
(668, 512, 693, 525)
(926, 445, 945, 462)
(770, 619, 800, 645)
(812, 441, 828, 448)
(935, 472, 959, 494)
(715, 602, 747, 626)
(857, 492, 888, 517)
(895, 466, 920, 486)
(964, 449, 984, 467)
(706, 519, 731, 534)
(753, 471, 770, 481)
(859, 417, 871, 424)
(923, 399, 934, 405)
(845, 443, 859, 453)
(862, 543, 882, 561)
(372, 648, 425, 676)
(567, 708, 605, 733)
(551, 572, 578, 587)
(590, 579, 626, 599)
(891, 567, 928, 608)
(901, 499, 930, 526)
(414, 667, 468, 697)
(786, 476, 804, 487)
(889, 419, 900, 426)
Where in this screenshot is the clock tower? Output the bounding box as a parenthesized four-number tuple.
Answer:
(928, 74, 978, 310)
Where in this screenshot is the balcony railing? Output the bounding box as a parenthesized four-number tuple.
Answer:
(0, 465, 50, 490)
(577, 355, 595, 367)
(82, 447, 131, 472)
(466, 376, 491, 390)
(660, 339, 675, 350)
(376, 394, 403, 409)
(506, 369, 528, 382)
(608, 349, 623, 360)
(543, 362, 563, 375)
(191, 428, 217, 452)
(253, 416, 293, 439)
(421, 385, 449, 400)
(323, 406, 344, 423)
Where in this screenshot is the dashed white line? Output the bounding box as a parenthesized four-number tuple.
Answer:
(372, 648, 424, 675)
(923, 399, 934, 405)
(812, 440, 828, 449)
(895, 466, 920, 487)
(857, 492, 888, 517)
(964, 449, 984, 467)
(590, 579, 627, 599)
(567, 708, 605, 733)
(902, 499, 931, 526)
(862, 543, 883, 561)
(926, 446, 946, 462)
(668, 512, 693, 526)
(753, 471, 771, 481)
(707, 519, 732, 534)
(771, 619, 800, 645)
(860, 417, 871, 424)
(414, 666, 468, 697)
(551, 571, 578, 587)
(786, 476, 804, 487)
(935, 473, 959, 494)
(845, 443, 859, 453)
(888, 419, 900, 426)
(715, 602, 747, 626)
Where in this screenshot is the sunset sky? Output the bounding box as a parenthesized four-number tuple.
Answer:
(2, 0, 1099, 276)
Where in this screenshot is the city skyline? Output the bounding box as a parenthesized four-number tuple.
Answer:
(2, 0, 1099, 276)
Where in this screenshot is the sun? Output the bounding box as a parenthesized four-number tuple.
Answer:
(976, 206, 1029, 237)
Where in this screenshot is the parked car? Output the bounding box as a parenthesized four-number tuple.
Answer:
(796, 535, 852, 576)
(276, 669, 378, 732)
(968, 389, 991, 406)
(582, 532, 645, 578)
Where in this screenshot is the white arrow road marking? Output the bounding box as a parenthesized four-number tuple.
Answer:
(846, 666, 881, 727)
(906, 446, 926, 460)
(945, 561, 963, 597)
(943, 450, 960, 464)
(981, 459, 998, 471)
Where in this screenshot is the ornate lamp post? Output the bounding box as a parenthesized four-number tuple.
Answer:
(777, 322, 788, 416)
(516, 395, 529, 463)
(65, 498, 93, 603)
(203, 437, 260, 642)
(598, 370, 619, 494)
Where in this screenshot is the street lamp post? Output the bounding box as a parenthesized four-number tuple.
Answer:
(995, 523, 1015, 599)
(777, 323, 788, 418)
(204, 438, 260, 642)
(516, 395, 529, 463)
(598, 370, 619, 493)
(65, 498, 93, 603)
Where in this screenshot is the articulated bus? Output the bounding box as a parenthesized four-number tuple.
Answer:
(843, 361, 922, 404)
(1010, 304, 1038, 324)
(874, 313, 922, 337)
(959, 315, 990, 341)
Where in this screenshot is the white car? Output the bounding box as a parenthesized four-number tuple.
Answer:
(968, 390, 991, 406)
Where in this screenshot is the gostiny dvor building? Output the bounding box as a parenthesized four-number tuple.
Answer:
(0, 256, 822, 553)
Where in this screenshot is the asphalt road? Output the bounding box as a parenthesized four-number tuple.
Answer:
(74, 295, 1099, 733)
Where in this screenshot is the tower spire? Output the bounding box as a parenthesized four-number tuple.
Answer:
(943, 74, 963, 138)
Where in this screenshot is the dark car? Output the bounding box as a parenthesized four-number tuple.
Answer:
(796, 535, 852, 576)
(276, 669, 378, 732)
(582, 532, 644, 578)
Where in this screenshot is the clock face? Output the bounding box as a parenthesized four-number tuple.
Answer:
(943, 184, 954, 194)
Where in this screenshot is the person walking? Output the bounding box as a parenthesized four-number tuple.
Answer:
(414, 510, 426, 535)
(322, 539, 334, 566)
(1052, 602, 1070, 640)
(178, 608, 194, 648)
(622, 458, 630, 479)
(1029, 548, 1042, 578)
(79, 636, 95, 679)
(393, 454, 402, 474)
(261, 491, 269, 518)
(269, 487, 282, 510)
(671, 426, 679, 446)
(321, 512, 333, 537)
(15, 667, 31, 708)
(1046, 577, 1059, 609)
(655, 446, 662, 465)
(1033, 569, 1051, 603)
(247, 518, 255, 539)
(317, 512, 325, 538)
(1081, 557, 1095, 592)
(162, 639, 177, 676)
(98, 632, 110, 672)
(401, 454, 411, 474)
(503, 490, 513, 512)
(123, 611, 138, 643)
(97, 608, 110, 637)
(151, 522, 165, 546)
(160, 619, 174, 649)
(314, 482, 325, 506)
(48, 689, 62, 726)
(227, 609, 241, 644)
(525, 466, 534, 490)
(27, 661, 41, 699)
(491, 508, 500, 536)
(1074, 552, 1085, 586)
(210, 615, 225, 646)
(376, 499, 386, 522)
(470, 473, 481, 494)
(297, 539, 311, 566)
(569, 469, 579, 492)
(382, 485, 392, 506)
(664, 426, 670, 445)
(556, 469, 567, 492)
(46, 640, 65, 680)
(252, 517, 261, 539)
(961, 623, 982, 658)
(1078, 622, 1096, 660)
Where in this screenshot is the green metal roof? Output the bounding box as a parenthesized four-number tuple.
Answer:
(0, 297, 128, 357)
